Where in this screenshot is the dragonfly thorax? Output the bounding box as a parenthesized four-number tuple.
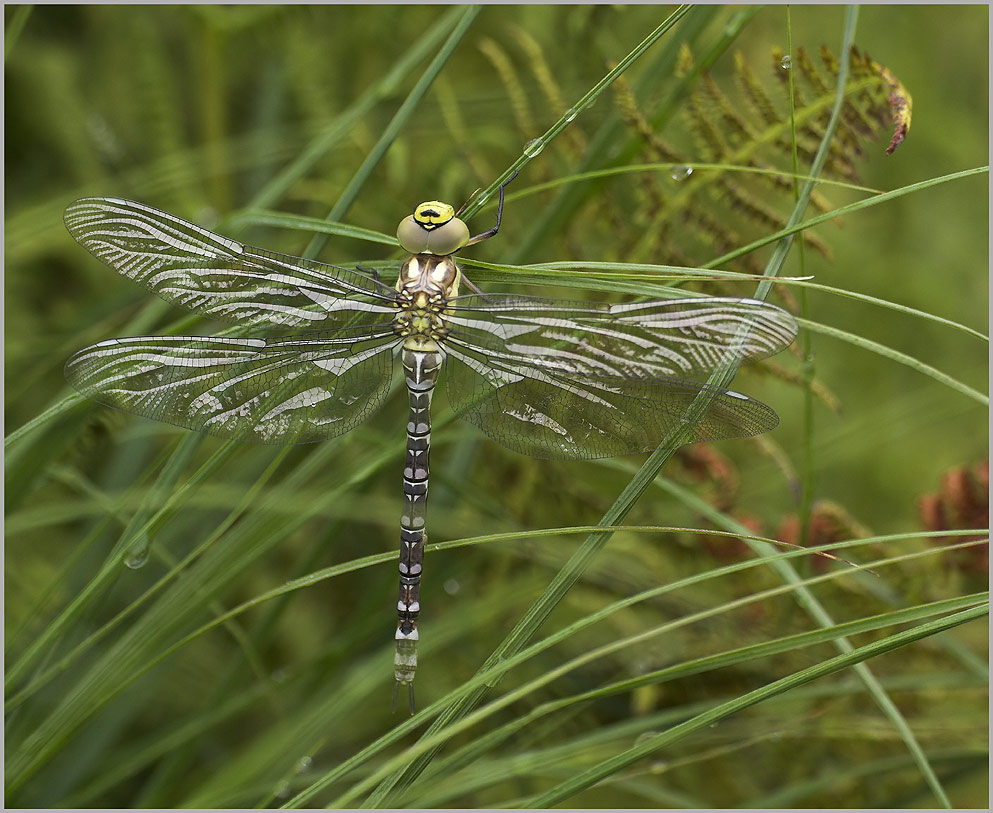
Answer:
(394, 254, 459, 351)
(395, 254, 461, 298)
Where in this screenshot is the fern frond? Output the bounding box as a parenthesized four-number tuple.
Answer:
(716, 178, 832, 259)
(734, 51, 782, 128)
(612, 73, 682, 163)
(511, 26, 589, 158)
(478, 37, 534, 138)
(685, 84, 730, 161)
(609, 41, 910, 277)
(701, 73, 756, 149)
(683, 203, 743, 260)
(435, 76, 496, 183)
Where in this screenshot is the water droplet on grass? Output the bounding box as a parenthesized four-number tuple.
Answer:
(523, 138, 544, 157)
(124, 534, 151, 569)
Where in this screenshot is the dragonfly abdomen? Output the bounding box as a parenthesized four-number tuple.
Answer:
(394, 347, 443, 706)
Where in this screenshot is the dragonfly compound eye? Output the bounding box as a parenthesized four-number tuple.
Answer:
(397, 201, 469, 256)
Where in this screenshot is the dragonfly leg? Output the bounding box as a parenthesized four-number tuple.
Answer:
(355, 263, 382, 284)
(465, 170, 518, 247)
(459, 273, 493, 299)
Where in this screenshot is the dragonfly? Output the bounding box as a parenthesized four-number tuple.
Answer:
(63, 176, 798, 713)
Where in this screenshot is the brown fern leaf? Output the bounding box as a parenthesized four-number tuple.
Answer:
(715, 178, 833, 260)
(685, 83, 730, 161)
(478, 37, 534, 138)
(682, 202, 743, 259)
(701, 72, 756, 149)
(612, 72, 683, 163)
(512, 26, 589, 159)
(796, 48, 870, 162)
(734, 51, 782, 128)
(813, 47, 881, 151)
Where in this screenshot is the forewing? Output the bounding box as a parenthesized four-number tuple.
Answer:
(65, 326, 399, 444)
(64, 197, 396, 329)
(444, 340, 778, 460)
(445, 293, 797, 380)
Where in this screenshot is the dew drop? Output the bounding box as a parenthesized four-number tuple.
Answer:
(670, 165, 693, 181)
(523, 138, 544, 157)
(634, 731, 660, 747)
(780, 55, 792, 70)
(563, 107, 579, 123)
(296, 755, 313, 773)
(274, 781, 290, 799)
(650, 760, 668, 774)
(443, 579, 460, 595)
(124, 533, 151, 570)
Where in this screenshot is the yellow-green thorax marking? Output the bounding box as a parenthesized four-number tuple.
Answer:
(393, 199, 470, 352)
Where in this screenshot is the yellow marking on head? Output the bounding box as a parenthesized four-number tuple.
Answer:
(413, 201, 455, 230)
(397, 205, 470, 256)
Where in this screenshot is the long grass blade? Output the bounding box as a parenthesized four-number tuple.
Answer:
(525, 604, 987, 807)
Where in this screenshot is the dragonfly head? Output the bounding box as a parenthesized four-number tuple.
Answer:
(397, 200, 470, 256)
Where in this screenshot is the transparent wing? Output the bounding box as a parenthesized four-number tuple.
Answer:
(445, 293, 798, 379)
(65, 325, 399, 444)
(442, 293, 795, 459)
(444, 343, 779, 459)
(64, 197, 396, 329)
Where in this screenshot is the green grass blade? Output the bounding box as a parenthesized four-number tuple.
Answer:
(706, 166, 989, 270)
(244, 6, 468, 213)
(801, 317, 988, 405)
(460, 4, 694, 224)
(302, 6, 480, 260)
(524, 604, 988, 807)
(318, 538, 985, 808)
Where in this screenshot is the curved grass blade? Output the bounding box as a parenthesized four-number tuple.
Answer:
(458, 5, 693, 225)
(364, 9, 949, 808)
(303, 5, 481, 261)
(302, 536, 984, 808)
(524, 605, 987, 807)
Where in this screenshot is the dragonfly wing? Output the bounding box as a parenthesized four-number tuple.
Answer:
(64, 197, 396, 329)
(443, 339, 778, 460)
(442, 293, 793, 459)
(66, 325, 398, 444)
(446, 293, 797, 379)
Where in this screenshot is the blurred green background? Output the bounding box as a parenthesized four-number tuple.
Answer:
(5, 5, 988, 808)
